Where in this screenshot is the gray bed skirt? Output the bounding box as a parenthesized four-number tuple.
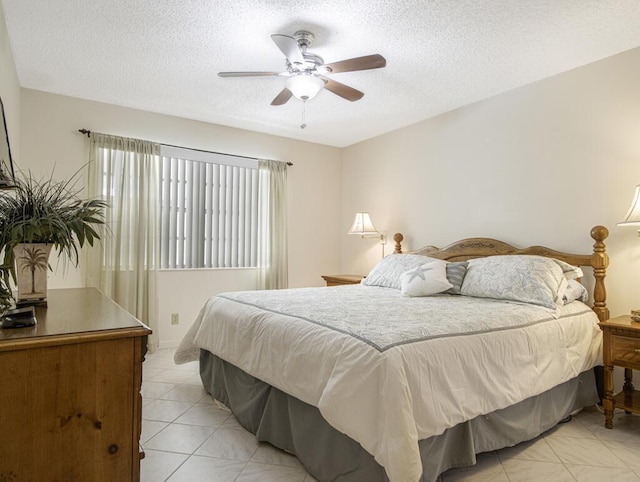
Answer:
(199, 350, 599, 482)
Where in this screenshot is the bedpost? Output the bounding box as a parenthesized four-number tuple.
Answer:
(393, 233, 404, 254)
(590, 225, 609, 322)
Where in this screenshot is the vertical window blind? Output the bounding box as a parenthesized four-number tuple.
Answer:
(159, 146, 260, 269)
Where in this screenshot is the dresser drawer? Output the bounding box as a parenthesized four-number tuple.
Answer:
(610, 334, 640, 370)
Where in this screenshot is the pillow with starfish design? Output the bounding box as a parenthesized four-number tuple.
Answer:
(400, 259, 453, 297)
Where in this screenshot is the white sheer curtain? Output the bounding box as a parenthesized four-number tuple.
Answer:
(257, 159, 288, 289)
(87, 133, 161, 351)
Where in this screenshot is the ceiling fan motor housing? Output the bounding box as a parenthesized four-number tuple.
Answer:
(218, 30, 386, 106)
(293, 30, 314, 49)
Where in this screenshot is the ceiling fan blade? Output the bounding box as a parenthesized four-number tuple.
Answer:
(320, 77, 364, 102)
(325, 54, 386, 74)
(218, 71, 280, 77)
(271, 88, 293, 106)
(271, 34, 304, 64)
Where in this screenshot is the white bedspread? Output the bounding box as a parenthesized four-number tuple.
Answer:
(175, 285, 602, 482)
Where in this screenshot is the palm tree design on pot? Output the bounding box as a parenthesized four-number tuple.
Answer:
(16, 244, 52, 296)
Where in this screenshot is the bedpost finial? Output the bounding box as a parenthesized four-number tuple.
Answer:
(591, 225, 609, 242)
(393, 233, 404, 254)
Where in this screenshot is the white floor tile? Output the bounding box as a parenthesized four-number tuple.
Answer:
(588, 414, 640, 443)
(236, 462, 307, 482)
(171, 360, 200, 372)
(565, 464, 640, 481)
(143, 367, 166, 380)
(500, 459, 575, 482)
(174, 402, 231, 427)
(545, 436, 627, 468)
(166, 455, 247, 482)
(543, 417, 597, 441)
(182, 374, 205, 385)
(144, 357, 179, 370)
(219, 413, 247, 431)
(141, 419, 170, 444)
(150, 369, 196, 384)
(144, 423, 216, 454)
(442, 452, 509, 481)
(602, 439, 640, 473)
(195, 428, 260, 461)
(142, 381, 177, 399)
(140, 449, 188, 482)
(143, 399, 195, 423)
(159, 383, 207, 402)
(150, 348, 176, 358)
(496, 436, 560, 463)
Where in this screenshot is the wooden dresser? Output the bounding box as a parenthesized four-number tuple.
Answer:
(0, 288, 151, 482)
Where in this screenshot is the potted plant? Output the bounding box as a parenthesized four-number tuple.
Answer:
(0, 168, 107, 311)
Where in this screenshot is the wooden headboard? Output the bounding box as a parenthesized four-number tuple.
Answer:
(392, 226, 610, 322)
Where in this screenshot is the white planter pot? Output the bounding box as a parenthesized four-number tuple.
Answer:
(13, 243, 53, 306)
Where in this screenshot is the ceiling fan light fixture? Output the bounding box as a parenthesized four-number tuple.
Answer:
(286, 74, 324, 101)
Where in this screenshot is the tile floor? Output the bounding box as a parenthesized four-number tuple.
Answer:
(141, 348, 640, 481)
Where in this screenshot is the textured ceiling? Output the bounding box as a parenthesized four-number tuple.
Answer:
(2, 0, 640, 147)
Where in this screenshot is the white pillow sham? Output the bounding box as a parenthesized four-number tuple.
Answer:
(362, 254, 432, 290)
(461, 255, 565, 309)
(400, 260, 453, 297)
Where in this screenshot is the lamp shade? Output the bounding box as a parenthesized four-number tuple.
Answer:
(348, 212, 379, 236)
(619, 185, 640, 226)
(286, 74, 324, 101)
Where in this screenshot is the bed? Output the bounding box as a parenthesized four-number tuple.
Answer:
(174, 225, 610, 482)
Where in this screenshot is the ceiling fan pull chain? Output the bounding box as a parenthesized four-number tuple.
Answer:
(300, 102, 307, 129)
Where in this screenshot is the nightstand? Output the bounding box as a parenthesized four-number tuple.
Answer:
(599, 315, 640, 428)
(321, 274, 364, 286)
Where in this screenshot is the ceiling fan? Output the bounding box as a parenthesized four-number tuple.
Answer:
(218, 30, 386, 105)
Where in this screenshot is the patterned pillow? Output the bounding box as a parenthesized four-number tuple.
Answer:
(444, 261, 468, 295)
(362, 254, 432, 290)
(461, 255, 565, 309)
(400, 260, 453, 297)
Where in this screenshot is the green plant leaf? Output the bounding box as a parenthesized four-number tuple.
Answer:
(0, 166, 109, 298)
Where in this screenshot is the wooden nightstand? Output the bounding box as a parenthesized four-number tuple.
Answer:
(599, 315, 640, 428)
(321, 274, 364, 286)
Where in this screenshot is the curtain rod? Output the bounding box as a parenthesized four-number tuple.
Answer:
(78, 129, 293, 166)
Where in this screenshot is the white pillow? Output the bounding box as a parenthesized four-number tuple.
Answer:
(552, 259, 584, 280)
(563, 279, 588, 304)
(461, 255, 565, 309)
(362, 254, 432, 290)
(400, 259, 453, 297)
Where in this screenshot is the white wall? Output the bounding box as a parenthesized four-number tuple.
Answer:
(342, 47, 640, 322)
(0, 4, 20, 163)
(19, 89, 342, 345)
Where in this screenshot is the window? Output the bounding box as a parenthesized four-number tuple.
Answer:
(159, 146, 260, 269)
